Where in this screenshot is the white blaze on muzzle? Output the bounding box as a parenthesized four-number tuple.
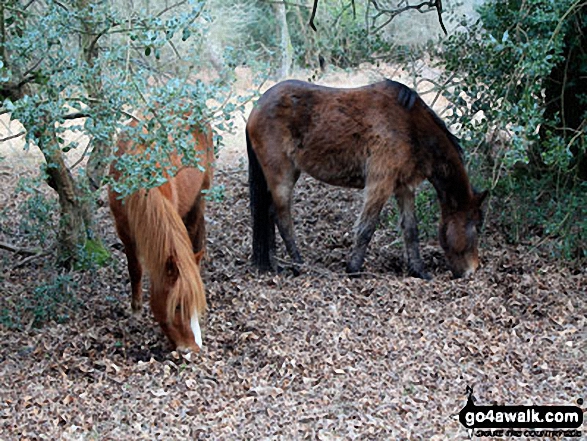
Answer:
(191, 312, 202, 349)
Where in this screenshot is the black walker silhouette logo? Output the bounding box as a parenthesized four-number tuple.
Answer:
(459, 386, 583, 438)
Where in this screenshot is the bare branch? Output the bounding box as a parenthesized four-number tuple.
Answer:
(0, 240, 41, 255)
(0, 130, 26, 143)
(309, 0, 319, 31)
(370, 0, 447, 35)
(435, 0, 447, 35)
(308, 0, 447, 34)
(21, 57, 45, 80)
(23, 0, 38, 10)
(70, 139, 93, 170)
(260, 0, 312, 8)
(62, 111, 91, 121)
(156, 0, 189, 18)
(14, 251, 51, 268)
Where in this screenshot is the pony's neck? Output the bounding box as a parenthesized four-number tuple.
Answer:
(427, 146, 473, 214)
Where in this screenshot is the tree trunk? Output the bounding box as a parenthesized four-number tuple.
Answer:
(273, 1, 293, 78)
(293, 3, 314, 68)
(77, 0, 114, 191)
(39, 130, 91, 267)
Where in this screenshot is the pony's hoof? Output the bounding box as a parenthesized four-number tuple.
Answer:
(131, 304, 143, 317)
(409, 270, 432, 280)
(291, 261, 303, 276)
(346, 263, 362, 278)
(420, 272, 433, 281)
(252, 259, 275, 274)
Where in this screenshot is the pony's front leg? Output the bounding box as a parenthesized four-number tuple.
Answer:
(185, 194, 206, 254)
(395, 188, 431, 280)
(347, 181, 393, 275)
(124, 242, 144, 314)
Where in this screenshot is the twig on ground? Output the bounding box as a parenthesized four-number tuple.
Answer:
(0, 240, 41, 256)
(14, 251, 51, 269)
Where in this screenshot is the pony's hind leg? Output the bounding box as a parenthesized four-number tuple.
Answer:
(268, 170, 303, 274)
(395, 187, 431, 280)
(347, 179, 395, 275)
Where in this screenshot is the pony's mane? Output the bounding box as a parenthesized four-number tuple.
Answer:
(424, 105, 465, 163)
(386, 79, 464, 163)
(125, 187, 206, 323)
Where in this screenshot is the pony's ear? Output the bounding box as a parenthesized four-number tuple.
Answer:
(475, 190, 489, 207)
(165, 255, 180, 283)
(194, 250, 205, 266)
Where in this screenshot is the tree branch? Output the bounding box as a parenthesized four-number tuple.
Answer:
(62, 111, 91, 120)
(13, 250, 51, 269)
(156, 0, 189, 18)
(435, 0, 447, 35)
(370, 0, 447, 35)
(261, 0, 312, 8)
(309, 0, 447, 34)
(23, 0, 39, 10)
(0, 240, 41, 255)
(309, 0, 319, 31)
(0, 130, 26, 143)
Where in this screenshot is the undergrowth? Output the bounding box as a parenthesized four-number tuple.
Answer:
(490, 175, 587, 261)
(0, 273, 79, 330)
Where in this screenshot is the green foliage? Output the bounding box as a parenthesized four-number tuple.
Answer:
(438, 0, 586, 260)
(292, 1, 393, 69)
(440, 0, 585, 176)
(203, 184, 226, 203)
(493, 176, 587, 260)
(104, 78, 236, 199)
(1, 1, 251, 316)
(0, 274, 78, 330)
(15, 177, 59, 246)
(3, 0, 237, 196)
(1, 0, 252, 270)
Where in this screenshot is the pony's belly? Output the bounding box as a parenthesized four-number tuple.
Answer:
(290, 130, 369, 189)
(303, 162, 366, 189)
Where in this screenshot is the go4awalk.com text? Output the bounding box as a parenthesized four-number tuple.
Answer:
(458, 387, 583, 438)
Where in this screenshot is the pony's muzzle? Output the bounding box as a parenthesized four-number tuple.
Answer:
(176, 344, 200, 353)
(451, 256, 479, 279)
(174, 313, 203, 353)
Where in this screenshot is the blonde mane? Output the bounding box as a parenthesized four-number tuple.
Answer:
(125, 185, 206, 324)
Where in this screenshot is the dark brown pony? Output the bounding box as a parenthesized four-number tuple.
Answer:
(247, 79, 487, 279)
(109, 118, 214, 351)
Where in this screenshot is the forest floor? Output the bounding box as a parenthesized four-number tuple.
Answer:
(0, 67, 585, 440)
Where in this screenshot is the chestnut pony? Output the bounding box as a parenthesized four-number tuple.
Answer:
(109, 118, 214, 351)
(247, 79, 487, 279)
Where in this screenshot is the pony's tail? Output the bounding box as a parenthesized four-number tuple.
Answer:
(125, 188, 206, 322)
(246, 128, 275, 271)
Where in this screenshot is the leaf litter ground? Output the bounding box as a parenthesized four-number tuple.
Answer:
(1, 158, 585, 440)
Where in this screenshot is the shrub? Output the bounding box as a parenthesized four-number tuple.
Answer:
(438, 0, 586, 260)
